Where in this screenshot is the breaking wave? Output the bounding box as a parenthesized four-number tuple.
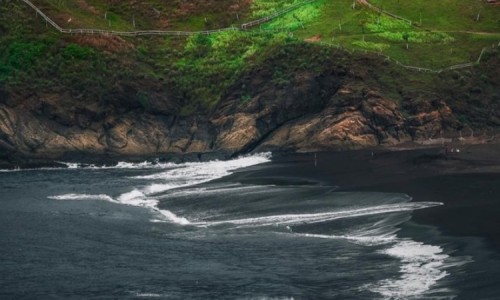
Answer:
(48, 153, 272, 224)
(366, 240, 453, 299)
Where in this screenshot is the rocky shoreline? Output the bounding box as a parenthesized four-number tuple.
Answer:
(1, 134, 497, 170)
(1, 45, 498, 168)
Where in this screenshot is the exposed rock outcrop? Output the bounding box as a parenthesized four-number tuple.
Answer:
(0, 49, 498, 166)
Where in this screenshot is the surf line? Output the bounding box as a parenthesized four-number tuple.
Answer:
(193, 202, 443, 228)
(48, 153, 273, 223)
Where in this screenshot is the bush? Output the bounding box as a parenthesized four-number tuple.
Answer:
(0, 41, 49, 82)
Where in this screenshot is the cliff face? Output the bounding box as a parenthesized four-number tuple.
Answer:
(0, 47, 499, 165)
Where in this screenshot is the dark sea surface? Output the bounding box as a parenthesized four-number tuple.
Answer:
(1, 153, 499, 299)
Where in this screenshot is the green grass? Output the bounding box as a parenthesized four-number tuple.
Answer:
(172, 31, 292, 110)
(31, 0, 260, 31)
(351, 40, 389, 52)
(274, 0, 499, 68)
(32, 0, 135, 30)
(262, 0, 325, 31)
(250, 0, 305, 18)
(369, 0, 500, 32)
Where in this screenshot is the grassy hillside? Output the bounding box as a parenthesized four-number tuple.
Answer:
(263, 0, 500, 68)
(16, 0, 500, 69)
(0, 0, 499, 114)
(368, 0, 500, 32)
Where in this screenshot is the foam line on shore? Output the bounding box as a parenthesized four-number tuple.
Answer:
(59, 161, 180, 170)
(291, 233, 397, 246)
(49, 153, 272, 225)
(0, 161, 180, 172)
(193, 202, 443, 228)
(48, 194, 116, 202)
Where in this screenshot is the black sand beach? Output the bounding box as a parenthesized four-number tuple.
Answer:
(230, 143, 500, 252)
(2, 144, 500, 299)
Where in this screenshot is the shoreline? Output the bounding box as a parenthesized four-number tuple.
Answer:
(3, 139, 500, 251)
(1, 137, 498, 170)
(226, 142, 500, 252)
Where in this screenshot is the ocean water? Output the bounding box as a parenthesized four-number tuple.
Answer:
(0, 153, 498, 299)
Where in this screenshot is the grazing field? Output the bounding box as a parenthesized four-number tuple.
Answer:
(265, 0, 500, 68)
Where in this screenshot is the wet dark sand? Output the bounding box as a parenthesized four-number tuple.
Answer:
(231, 143, 500, 252)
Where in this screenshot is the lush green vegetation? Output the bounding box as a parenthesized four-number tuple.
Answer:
(0, 38, 123, 98)
(23, 0, 500, 69)
(250, 0, 304, 18)
(171, 31, 291, 112)
(1, 0, 499, 114)
(0, 3, 127, 98)
(284, 0, 499, 68)
(261, 0, 325, 31)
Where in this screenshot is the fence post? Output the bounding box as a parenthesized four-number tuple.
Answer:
(477, 48, 486, 64)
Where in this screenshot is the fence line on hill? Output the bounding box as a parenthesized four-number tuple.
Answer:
(20, 0, 317, 36)
(318, 41, 500, 73)
(18, 0, 500, 73)
(354, 0, 500, 72)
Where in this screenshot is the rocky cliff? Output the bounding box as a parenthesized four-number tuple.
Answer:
(0, 45, 499, 167)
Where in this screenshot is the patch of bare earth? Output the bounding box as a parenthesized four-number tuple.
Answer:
(76, 0, 100, 15)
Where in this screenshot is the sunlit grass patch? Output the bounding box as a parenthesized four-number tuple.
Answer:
(261, 1, 324, 31)
(250, 0, 304, 18)
(352, 40, 389, 52)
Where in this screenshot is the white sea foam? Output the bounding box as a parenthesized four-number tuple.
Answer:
(0, 161, 178, 172)
(48, 153, 272, 225)
(159, 184, 273, 199)
(158, 210, 191, 225)
(367, 240, 452, 299)
(194, 202, 442, 228)
(48, 194, 116, 202)
(113, 152, 272, 222)
(133, 292, 162, 298)
(58, 161, 178, 170)
(133, 152, 272, 181)
(292, 233, 396, 246)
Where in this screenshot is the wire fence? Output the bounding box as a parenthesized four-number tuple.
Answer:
(21, 0, 317, 36)
(318, 41, 500, 73)
(361, 0, 413, 25)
